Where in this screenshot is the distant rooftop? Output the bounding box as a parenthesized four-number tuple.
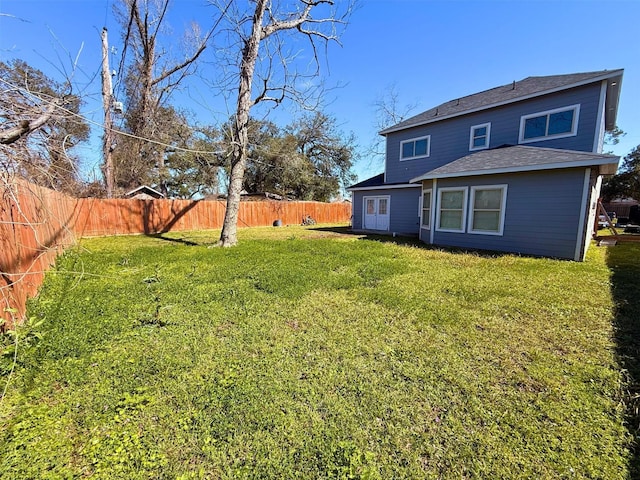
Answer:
(125, 185, 165, 198)
(380, 69, 623, 135)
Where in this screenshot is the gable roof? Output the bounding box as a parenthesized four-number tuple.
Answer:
(381, 69, 623, 135)
(410, 145, 619, 182)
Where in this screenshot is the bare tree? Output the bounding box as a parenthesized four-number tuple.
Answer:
(209, 0, 355, 247)
(366, 83, 419, 170)
(111, 0, 213, 194)
(0, 99, 61, 146)
(0, 60, 89, 193)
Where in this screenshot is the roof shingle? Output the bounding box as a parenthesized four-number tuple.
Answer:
(410, 146, 619, 182)
(381, 69, 623, 134)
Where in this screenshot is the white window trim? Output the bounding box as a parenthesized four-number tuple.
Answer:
(421, 188, 432, 230)
(435, 187, 468, 233)
(400, 135, 431, 161)
(467, 185, 508, 236)
(518, 104, 580, 144)
(469, 122, 491, 151)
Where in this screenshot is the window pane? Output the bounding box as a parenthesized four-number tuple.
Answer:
(422, 192, 431, 228)
(473, 137, 486, 148)
(474, 126, 487, 137)
(441, 190, 464, 209)
(378, 198, 388, 215)
(548, 110, 574, 135)
(473, 211, 500, 231)
(523, 116, 547, 139)
(402, 142, 414, 158)
(422, 209, 430, 227)
(414, 139, 428, 156)
(474, 189, 501, 209)
(366, 199, 375, 214)
(440, 211, 462, 230)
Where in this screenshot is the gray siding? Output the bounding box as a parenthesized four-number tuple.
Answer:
(351, 187, 421, 235)
(385, 83, 602, 184)
(429, 168, 588, 259)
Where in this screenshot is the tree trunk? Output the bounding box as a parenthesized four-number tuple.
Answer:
(218, 0, 266, 247)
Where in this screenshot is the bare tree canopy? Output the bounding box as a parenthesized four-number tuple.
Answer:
(109, 0, 213, 195)
(0, 59, 89, 193)
(209, 0, 355, 247)
(366, 83, 419, 170)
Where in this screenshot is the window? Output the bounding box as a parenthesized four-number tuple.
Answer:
(519, 105, 580, 143)
(400, 135, 430, 160)
(436, 187, 468, 233)
(468, 185, 507, 235)
(421, 189, 432, 228)
(469, 123, 491, 151)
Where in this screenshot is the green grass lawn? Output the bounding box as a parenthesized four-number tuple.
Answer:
(0, 225, 634, 479)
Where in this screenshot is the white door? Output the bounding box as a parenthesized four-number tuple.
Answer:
(363, 196, 390, 231)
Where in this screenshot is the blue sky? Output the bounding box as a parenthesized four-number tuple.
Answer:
(1, 0, 639, 184)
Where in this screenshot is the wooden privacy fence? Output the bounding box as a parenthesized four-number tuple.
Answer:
(602, 202, 638, 220)
(72, 196, 350, 237)
(1, 177, 351, 325)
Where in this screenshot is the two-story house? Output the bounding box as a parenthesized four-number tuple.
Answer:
(348, 69, 623, 261)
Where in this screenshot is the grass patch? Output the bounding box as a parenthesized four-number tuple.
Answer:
(606, 242, 640, 478)
(0, 225, 632, 478)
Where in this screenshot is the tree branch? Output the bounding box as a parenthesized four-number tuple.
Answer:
(152, 38, 209, 86)
(0, 99, 61, 145)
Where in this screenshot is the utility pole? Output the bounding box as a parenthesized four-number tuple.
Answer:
(101, 27, 115, 198)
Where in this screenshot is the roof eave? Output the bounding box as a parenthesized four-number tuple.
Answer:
(410, 157, 620, 182)
(347, 183, 420, 192)
(604, 73, 623, 130)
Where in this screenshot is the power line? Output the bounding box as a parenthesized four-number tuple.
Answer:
(1, 77, 288, 171)
(104, 0, 111, 29)
(0, 77, 226, 157)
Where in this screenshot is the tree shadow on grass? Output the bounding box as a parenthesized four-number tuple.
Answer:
(144, 233, 200, 246)
(606, 242, 640, 476)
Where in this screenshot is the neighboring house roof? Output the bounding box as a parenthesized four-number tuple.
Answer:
(125, 185, 165, 198)
(347, 173, 421, 191)
(380, 69, 623, 135)
(410, 145, 619, 182)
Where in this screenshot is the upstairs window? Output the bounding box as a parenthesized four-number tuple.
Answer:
(469, 123, 491, 151)
(400, 135, 430, 161)
(519, 105, 580, 143)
